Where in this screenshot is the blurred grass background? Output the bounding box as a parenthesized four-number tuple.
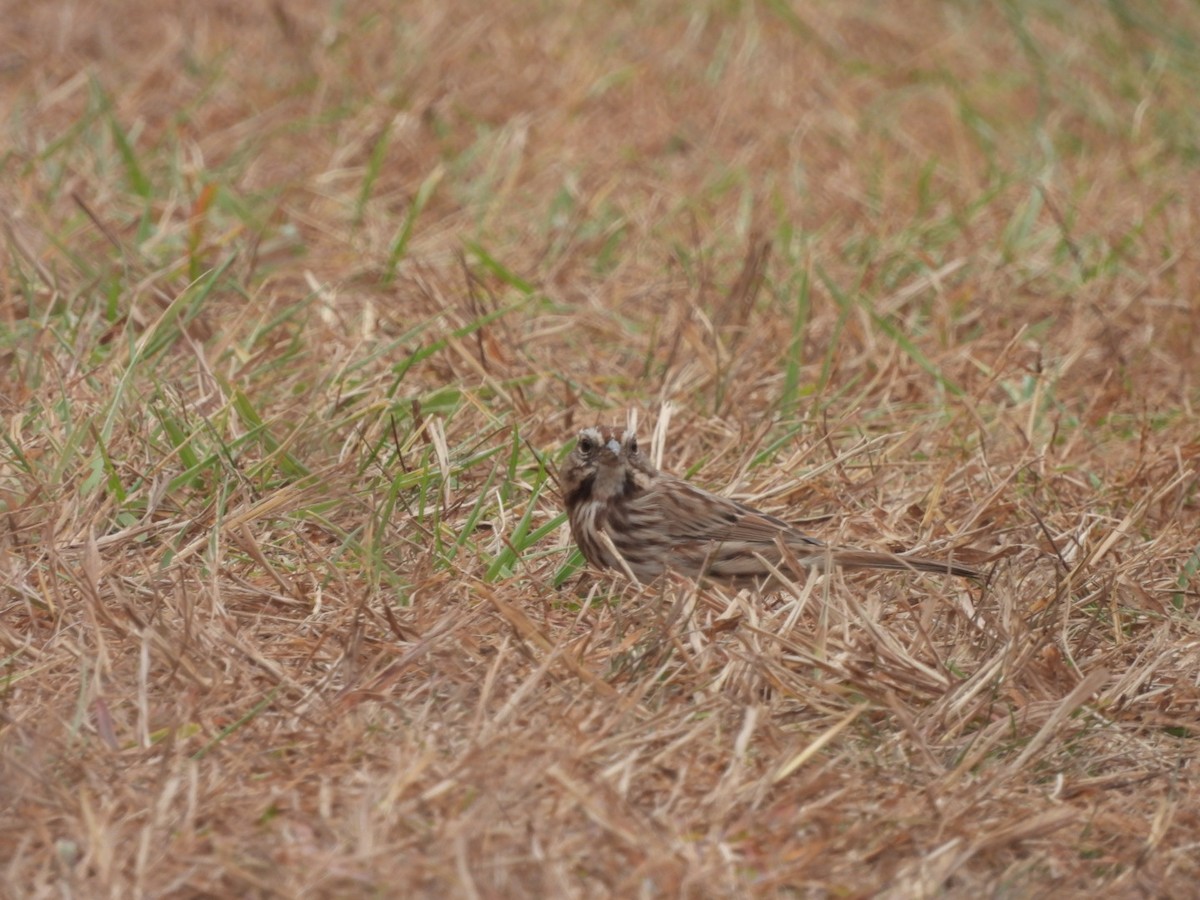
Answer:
(2, 1, 1199, 895)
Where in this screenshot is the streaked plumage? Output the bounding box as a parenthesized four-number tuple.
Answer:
(560, 425, 982, 584)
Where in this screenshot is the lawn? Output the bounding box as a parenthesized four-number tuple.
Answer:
(3, 1, 1199, 895)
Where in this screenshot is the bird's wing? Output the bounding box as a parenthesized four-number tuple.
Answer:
(632, 478, 825, 548)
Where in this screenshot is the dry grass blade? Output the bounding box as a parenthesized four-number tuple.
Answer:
(773, 702, 870, 783)
(3, 0, 1200, 895)
(479, 585, 620, 699)
(1001, 666, 1111, 780)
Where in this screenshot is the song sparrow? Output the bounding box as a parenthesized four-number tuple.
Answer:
(560, 425, 982, 584)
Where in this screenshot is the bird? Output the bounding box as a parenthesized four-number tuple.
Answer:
(559, 425, 982, 584)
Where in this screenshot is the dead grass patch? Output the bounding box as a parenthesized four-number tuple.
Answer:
(3, 0, 1199, 895)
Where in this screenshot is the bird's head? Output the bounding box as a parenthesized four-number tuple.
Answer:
(560, 426, 650, 507)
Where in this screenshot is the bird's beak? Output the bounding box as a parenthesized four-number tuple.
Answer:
(605, 438, 622, 455)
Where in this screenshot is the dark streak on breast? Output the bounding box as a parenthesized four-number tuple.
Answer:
(565, 475, 596, 510)
(623, 473, 643, 498)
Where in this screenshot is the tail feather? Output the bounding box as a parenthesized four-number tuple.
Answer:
(816, 548, 983, 580)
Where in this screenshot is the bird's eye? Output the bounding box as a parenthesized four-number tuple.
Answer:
(627, 437, 638, 454)
(578, 436, 596, 454)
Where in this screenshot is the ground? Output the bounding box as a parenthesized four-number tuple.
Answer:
(2, 1, 1199, 896)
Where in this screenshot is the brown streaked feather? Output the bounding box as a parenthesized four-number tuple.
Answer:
(629, 478, 824, 547)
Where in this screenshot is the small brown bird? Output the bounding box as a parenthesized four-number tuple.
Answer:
(560, 425, 982, 584)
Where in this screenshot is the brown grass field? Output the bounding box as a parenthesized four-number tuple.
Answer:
(3, 1, 1200, 896)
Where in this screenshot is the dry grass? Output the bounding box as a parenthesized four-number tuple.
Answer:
(3, 0, 1200, 896)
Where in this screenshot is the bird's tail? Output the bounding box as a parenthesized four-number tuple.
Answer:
(817, 548, 984, 580)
